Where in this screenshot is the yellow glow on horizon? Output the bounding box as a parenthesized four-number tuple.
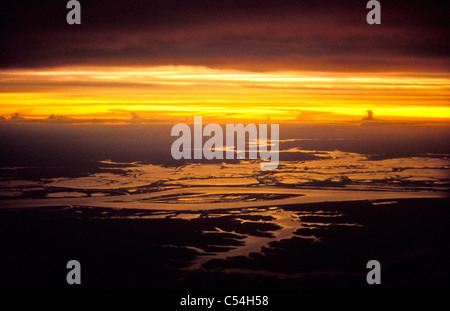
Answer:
(0, 66, 449, 122)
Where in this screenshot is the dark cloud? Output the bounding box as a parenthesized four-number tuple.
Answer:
(1, 0, 448, 71)
(362, 110, 375, 121)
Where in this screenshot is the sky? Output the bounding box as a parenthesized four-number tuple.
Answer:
(0, 0, 449, 122)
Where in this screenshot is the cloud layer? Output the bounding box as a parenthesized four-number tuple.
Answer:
(1, 0, 449, 71)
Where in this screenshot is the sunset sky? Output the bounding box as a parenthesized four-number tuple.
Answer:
(1, 0, 448, 122)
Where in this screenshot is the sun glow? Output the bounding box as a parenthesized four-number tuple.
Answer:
(1, 66, 449, 122)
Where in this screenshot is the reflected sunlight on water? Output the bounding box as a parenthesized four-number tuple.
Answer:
(1, 149, 448, 210)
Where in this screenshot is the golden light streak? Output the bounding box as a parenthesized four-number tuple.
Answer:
(0, 66, 449, 122)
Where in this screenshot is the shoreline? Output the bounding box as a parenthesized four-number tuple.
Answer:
(0, 187, 447, 211)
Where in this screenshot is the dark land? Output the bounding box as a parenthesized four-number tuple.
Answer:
(0, 197, 449, 291)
